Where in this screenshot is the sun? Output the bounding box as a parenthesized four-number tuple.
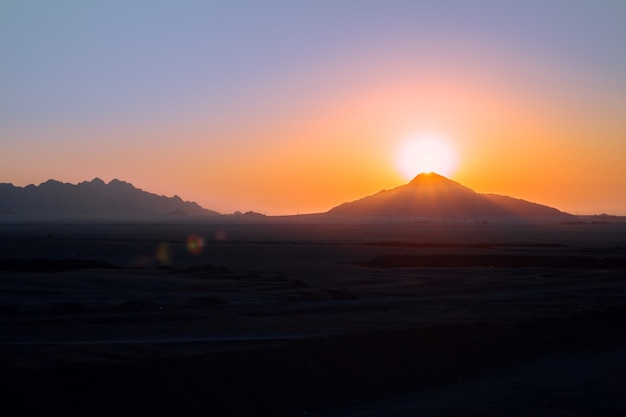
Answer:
(395, 134, 458, 180)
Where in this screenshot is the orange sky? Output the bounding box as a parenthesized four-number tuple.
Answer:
(3, 2, 625, 215)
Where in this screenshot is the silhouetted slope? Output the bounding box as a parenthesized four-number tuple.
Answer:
(328, 173, 570, 220)
(0, 178, 219, 216)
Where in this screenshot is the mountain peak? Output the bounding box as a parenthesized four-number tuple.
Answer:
(407, 172, 473, 194)
(77, 178, 106, 188)
(41, 179, 62, 187)
(411, 171, 446, 180)
(108, 179, 135, 190)
(409, 172, 451, 185)
(328, 173, 570, 221)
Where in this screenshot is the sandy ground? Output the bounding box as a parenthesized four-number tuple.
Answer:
(1, 219, 625, 416)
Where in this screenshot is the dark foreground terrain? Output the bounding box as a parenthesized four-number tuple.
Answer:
(1, 219, 626, 416)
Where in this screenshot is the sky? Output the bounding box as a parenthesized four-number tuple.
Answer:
(2, 0, 625, 215)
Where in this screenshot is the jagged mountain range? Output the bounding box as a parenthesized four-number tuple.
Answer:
(328, 173, 571, 220)
(1, 174, 572, 220)
(0, 178, 218, 217)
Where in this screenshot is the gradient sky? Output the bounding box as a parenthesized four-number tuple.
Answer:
(2, 1, 625, 215)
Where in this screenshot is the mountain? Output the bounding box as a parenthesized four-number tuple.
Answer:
(328, 173, 571, 221)
(0, 178, 219, 217)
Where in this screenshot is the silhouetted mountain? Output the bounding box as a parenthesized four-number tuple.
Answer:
(328, 173, 571, 221)
(0, 178, 219, 217)
(229, 210, 266, 220)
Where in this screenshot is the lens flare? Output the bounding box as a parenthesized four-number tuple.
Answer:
(186, 234, 205, 255)
(215, 229, 228, 241)
(156, 242, 171, 265)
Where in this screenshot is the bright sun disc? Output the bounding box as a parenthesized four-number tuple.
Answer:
(395, 135, 458, 180)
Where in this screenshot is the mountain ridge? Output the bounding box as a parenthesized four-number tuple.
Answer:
(1, 174, 575, 221)
(0, 178, 219, 217)
(328, 172, 571, 221)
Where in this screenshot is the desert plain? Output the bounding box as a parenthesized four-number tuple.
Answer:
(1, 218, 626, 416)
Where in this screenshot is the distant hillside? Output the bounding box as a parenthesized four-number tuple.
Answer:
(0, 178, 219, 217)
(328, 173, 571, 221)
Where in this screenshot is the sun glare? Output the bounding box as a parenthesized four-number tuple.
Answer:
(395, 134, 458, 180)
